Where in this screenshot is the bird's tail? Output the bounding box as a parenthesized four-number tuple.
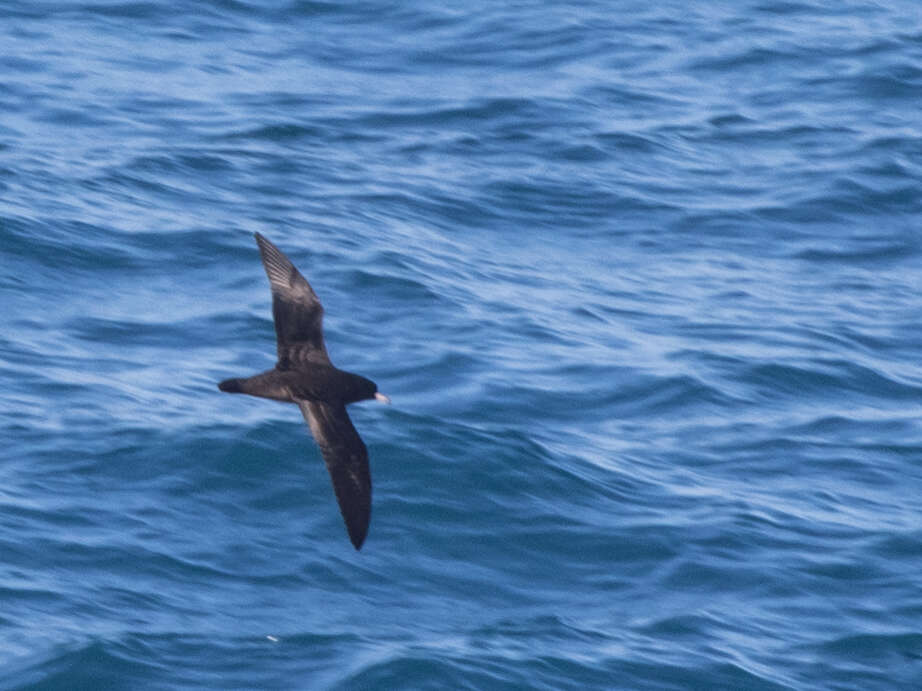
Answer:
(218, 378, 244, 393)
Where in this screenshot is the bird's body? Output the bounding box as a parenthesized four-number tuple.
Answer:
(219, 365, 376, 405)
(218, 233, 387, 550)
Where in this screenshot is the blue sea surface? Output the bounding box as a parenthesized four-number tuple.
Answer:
(2, 1, 922, 689)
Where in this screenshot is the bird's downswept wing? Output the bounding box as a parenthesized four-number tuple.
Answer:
(298, 400, 371, 550)
(254, 232, 331, 369)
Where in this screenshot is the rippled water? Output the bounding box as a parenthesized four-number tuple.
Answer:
(3, 1, 922, 689)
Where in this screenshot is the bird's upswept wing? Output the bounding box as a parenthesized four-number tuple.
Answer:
(298, 400, 371, 550)
(254, 232, 332, 369)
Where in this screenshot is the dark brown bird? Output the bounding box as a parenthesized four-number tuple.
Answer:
(218, 233, 389, 550)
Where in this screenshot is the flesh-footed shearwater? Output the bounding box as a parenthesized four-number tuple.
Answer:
(218, 233, 389, 550)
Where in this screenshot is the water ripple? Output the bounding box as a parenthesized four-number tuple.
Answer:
(3, 1, 922, 689)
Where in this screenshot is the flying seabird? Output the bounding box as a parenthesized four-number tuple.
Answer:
(218, 233, 389, 550)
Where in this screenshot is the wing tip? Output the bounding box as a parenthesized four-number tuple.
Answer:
(344, 504, 371, 550)
(349, 530, 367, 550)
(254, 232, 273, 254)
(253, 233, 295, 287)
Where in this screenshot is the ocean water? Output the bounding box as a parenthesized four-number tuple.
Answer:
(2, 1, 922, 688)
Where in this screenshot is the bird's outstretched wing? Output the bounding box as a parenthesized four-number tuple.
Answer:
(254, 233, 332, 369)
(298, 400, 371, 550)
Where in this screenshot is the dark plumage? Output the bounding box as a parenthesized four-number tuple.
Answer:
(218, 233, 389, 550)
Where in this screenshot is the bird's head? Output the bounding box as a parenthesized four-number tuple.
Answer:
(343, 373, 390, 405)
